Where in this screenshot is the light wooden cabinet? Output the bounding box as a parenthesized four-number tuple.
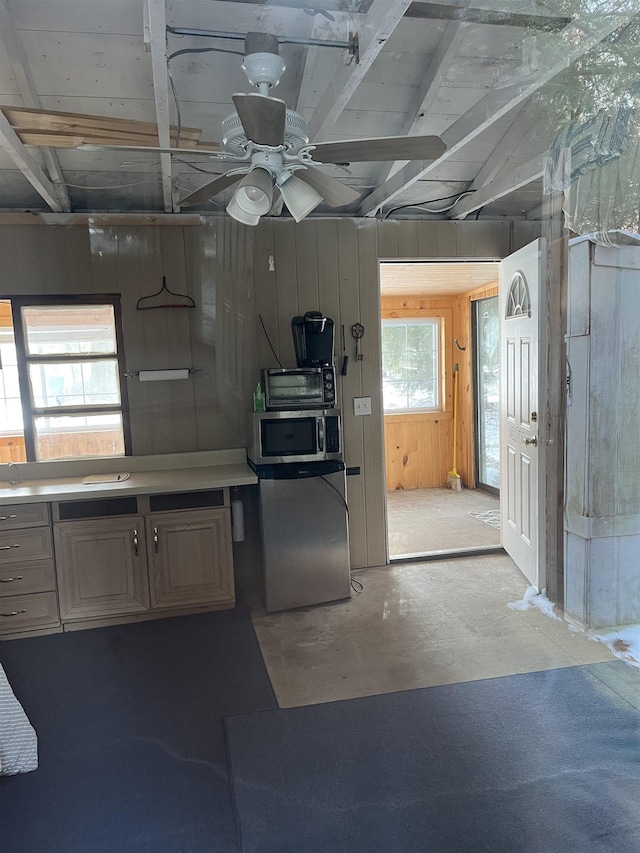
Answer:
(147, 509, 234, 610)
(54, 516, 150, 621)
(0, 487, 236, 636)
(0, 503, 60, 636)
(52, 494, 235, 626)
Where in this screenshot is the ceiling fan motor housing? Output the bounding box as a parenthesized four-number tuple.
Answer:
(243, 32, 285, 90)
(222, 109, 309, 156)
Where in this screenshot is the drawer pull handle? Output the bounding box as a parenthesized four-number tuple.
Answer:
(132, 529, 139, 557)
(0, 544, 20, 551)
(0, 515, 17, 521)
(153, 526, 159, 554)
(0, 576, 23, 583)
(1, 610, 26, 617)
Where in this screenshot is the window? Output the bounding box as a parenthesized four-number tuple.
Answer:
(505, 271, 531, 318)
(0, 297, 130, 462)
(381, 318, 441, 413)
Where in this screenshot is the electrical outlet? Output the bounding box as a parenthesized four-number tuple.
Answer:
(353, 396, 372, 416)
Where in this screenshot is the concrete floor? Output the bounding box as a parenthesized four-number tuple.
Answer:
(387, 487, 500, 557)
(242, 554, 614, 709)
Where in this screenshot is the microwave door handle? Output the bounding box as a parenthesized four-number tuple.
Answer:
(317, 418, 324, 452)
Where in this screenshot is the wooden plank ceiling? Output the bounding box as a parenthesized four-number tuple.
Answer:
(380, 261, 499, 297)
(0, 0, 636, 218)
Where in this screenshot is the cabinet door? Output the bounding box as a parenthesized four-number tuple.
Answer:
(54, 516, 150, 620)
(146, 509, 234, 610)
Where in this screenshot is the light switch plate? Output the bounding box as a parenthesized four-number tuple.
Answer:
(353, 396, 372, 416)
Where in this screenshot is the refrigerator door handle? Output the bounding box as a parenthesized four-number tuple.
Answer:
(317, 417, 324, 452)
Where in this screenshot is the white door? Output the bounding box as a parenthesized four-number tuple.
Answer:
(499, 239, 545, 590)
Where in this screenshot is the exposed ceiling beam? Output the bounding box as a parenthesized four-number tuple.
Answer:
(450, 153, 545, 218)
(377, 21, 466, 185)
(194, 0, 571, 29)
(0, 111, 62, 212)
(295, 12, 345, 113)
(467, 101, 532, 191)
(0, 213, 203, 226)
(408, 2, 571, 31)
(0, 0, 70, 212)
(147, 0, 173, 212)
(307, 0, 413, 143)
(359, 12, 633, 216)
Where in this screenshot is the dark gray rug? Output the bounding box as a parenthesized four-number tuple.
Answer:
(0, 603, 277, 853)
(226, 662, 640, 853)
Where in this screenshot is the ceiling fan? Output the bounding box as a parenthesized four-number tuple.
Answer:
(4, 31, 446, 223)
(170, 32, 446, 222)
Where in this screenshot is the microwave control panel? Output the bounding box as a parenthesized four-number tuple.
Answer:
(325, 415, 340, 453)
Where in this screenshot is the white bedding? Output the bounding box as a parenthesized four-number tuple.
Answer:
(0, 663, 38, 775)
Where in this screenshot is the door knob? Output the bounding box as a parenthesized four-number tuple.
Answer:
(524, 436, 538, 446)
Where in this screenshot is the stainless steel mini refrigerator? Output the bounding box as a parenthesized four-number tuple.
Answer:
(254, 461, 351, 612)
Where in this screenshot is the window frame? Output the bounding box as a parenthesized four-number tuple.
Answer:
(5, 294, 131, 461)
(381, 316, 443, 415)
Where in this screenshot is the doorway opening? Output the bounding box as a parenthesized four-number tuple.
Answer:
(380, 260, 502, 560)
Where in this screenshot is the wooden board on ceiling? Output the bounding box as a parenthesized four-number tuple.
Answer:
(2, 106, 200, 140)
(380, 261, 499, 297)
(0, 105, 217, 151)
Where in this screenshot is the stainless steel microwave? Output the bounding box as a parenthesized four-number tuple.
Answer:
(262, 367, 336, 410)
(248, 409, 342, 465)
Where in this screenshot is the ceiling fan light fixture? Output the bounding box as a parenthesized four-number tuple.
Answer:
(234, 167, 274, 216)
(277, 173, 323, 222)
(226, 193, 261, 226)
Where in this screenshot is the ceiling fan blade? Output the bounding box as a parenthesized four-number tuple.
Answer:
(311, 135, 447, 164)
(297, 165, 361, 208)
(178, 172, 243, 208)
(232, 93, 286, 147)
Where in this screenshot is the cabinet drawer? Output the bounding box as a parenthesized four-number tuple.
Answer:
(0, 591, 59, 634)
(0, 559, 56, 597)
(0, 527, 53, 564)
(0, 503, 50, 530)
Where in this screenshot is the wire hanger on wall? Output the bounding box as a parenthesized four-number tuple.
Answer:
(136, 277, 195, 310)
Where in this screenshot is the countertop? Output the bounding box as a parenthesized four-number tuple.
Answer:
(0, 449, 257, 505)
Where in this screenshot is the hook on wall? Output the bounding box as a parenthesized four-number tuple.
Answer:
(454, 339, 466, 351)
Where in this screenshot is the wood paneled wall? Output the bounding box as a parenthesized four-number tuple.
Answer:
(252, 219, 386, 570)
(0, 221, 256, 457)
(0, 218, 538, 568)
(255, 219, 534, 567)
(0, 436, 26, 462)
(381, 296, 455, 491)
(380, 281, 499, 493)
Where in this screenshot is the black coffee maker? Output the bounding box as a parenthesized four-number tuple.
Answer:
(291, 311, 334, 367)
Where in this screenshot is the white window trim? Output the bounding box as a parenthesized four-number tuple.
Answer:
(382, 317, 442, 414)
